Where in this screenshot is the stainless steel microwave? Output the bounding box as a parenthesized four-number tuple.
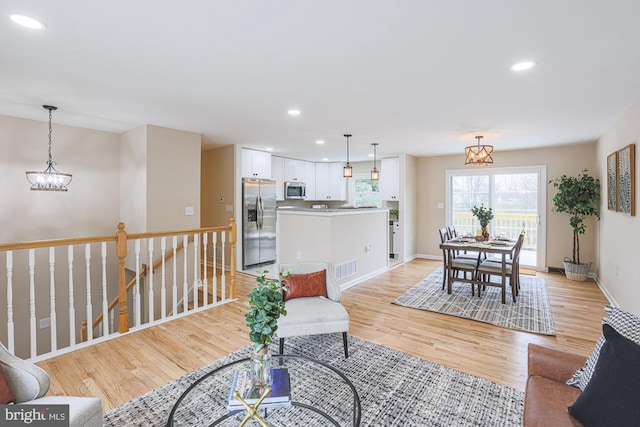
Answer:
(284, 181, 306, 199)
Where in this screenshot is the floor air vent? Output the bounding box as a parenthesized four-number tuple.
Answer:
(335, 259, 357, 281)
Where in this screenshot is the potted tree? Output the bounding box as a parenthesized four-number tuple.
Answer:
(244, 269, 288, 387)
(549, 169, 600, 281)
(471, 204, 494, 241)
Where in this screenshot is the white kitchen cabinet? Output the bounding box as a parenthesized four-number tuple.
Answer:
(304, 161, 316, 200)
(241, 148, 272, 179)
(380, 157, 399, 201)
(272, 156, 285, 200)
(284, 158, 305, 182)
(315, 162, 346, 201)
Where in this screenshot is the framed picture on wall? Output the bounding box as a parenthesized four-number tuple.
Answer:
(616, 143, 635, 216)
(607, 151, 617, 211)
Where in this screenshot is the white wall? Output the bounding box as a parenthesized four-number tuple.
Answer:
(0, 114, 121, 242)
(120, 125, 148, 233)
(597, 98, 640, 316)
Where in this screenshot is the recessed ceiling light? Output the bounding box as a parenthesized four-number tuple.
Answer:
(10, 14, 46, 30)
(368, 154, 374, 158)
(511, 61, 535, 71)
(287, 109, 301, 116)
(266, 147, 273, 151)
(316, 140, 324, 145)
(322, 158, 329, 162)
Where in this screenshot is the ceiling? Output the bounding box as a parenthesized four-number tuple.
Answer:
(2, 1, 640, 163)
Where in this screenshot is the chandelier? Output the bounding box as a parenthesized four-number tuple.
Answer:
(464, 135, 493, 166)
(370, 143, 379, 181)
(26, 105, 72, 191)
(343, 134, 353, 178)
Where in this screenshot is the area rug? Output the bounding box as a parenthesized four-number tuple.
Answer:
(104, 334, 523, 426)
(392, 266, 555, 335)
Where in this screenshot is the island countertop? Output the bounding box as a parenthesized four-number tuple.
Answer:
(277, 207, 387, 216)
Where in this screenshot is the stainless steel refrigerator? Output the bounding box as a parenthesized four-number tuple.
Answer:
(242, 178, 277, 270)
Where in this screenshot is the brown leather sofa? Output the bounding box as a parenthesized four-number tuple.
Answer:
(523, 343, 586, 426)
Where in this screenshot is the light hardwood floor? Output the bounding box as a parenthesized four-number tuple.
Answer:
(38, 259, 609, 412)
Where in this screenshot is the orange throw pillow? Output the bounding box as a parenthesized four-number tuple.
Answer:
(0, 368, 15, 404)
(283, 270, 328, 301)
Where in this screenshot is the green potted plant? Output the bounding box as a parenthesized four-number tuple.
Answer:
(549, 169, 600, 281)
(244, 269, 288, 386)
(471, 204, 494, 241)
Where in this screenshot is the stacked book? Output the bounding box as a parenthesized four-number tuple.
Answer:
(227, 367, 291, 411)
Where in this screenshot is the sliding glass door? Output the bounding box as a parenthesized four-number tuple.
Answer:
(446, 166, 546, 270)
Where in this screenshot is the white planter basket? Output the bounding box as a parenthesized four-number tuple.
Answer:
(563, 259, 591, 282)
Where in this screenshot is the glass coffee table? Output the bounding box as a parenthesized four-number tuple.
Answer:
(167, 354, 361, 426)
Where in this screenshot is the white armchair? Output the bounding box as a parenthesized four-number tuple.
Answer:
(0, 341, 103, 427)
(276, 261, 350, 357)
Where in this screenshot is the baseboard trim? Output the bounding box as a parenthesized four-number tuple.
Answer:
(340, 266, 389, 291)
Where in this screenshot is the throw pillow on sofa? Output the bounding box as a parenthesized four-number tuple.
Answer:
(568, 323, 640, 425)
(567, 306, 640, 391)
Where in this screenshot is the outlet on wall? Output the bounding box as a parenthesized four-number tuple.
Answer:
(39, 317, 51, 329)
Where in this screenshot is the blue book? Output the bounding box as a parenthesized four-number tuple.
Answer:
(227, 368, 291, 410)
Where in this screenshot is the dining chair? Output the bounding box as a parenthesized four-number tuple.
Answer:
(438, 228, 480, 293)
(475, 231, 525, 302)
(446, 225, 481, 262)
(483, 230, 526, 294)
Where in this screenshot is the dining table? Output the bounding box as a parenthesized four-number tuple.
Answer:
(439, 236, 518, 304)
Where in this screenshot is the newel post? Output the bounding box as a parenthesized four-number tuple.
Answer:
(229, 217, 237, 299)
(116, 222, 130, 333)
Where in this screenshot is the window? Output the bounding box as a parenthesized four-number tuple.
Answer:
(352, 174, 380, 207)
(446, 166, 547, 269)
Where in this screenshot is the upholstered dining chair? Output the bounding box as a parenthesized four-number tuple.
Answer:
(276, 261, 350, 358)
(0, 341, 103, 427)
(438, 228, 480, 292)
(475, 230, 526, 302)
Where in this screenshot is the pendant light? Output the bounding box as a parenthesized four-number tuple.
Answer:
(343, 134, 353, 178)
(26, 105, 73, 191)
(464, 135, 494, 166)
(370, 143, 379, 181)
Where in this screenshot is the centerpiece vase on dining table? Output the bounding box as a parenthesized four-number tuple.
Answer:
(481, 226, 490, 241)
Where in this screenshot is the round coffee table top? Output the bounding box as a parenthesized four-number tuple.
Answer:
(167, 354, 361, 426)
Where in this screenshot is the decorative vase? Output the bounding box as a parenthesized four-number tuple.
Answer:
(481, 226, 489, 241)
(250, 347, 272, 388)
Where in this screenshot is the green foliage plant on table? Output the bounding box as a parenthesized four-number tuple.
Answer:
(549, 169, 600, 266)
(471, 204, 494, 227)
(471, 204, 494, 239)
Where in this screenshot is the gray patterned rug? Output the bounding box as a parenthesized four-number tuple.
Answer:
(393, 266, 555, 335)
(104, 334, 523, 426)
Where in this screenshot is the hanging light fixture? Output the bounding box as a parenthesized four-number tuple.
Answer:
(464, 135, 494, 166)
(370, 143, 379, 181)
(26, 105, 73, 191)
(343, 133, 353, 178)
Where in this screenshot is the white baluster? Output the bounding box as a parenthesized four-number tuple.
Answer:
(6, 251, 15, 353)
(182, 235, 188, 313)
(212, 232, 218, 303)
(161, 237, 166, 319)
(135, 239, 141, 327)
(48, 247, 57, 352)
(221, 231, 226, 301)
(193, 233, 199, 308)
(203, 232, 209, 307)
(67, 246, 76, 346)
(101, 242, 109, 336)
(172, 236, 178, 316)
(85, 244, 93, 341)
(148, 238, 154, 323)
(29, 249, 36, 357)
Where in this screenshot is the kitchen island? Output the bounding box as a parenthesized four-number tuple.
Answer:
(276, 208, 389, 289)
